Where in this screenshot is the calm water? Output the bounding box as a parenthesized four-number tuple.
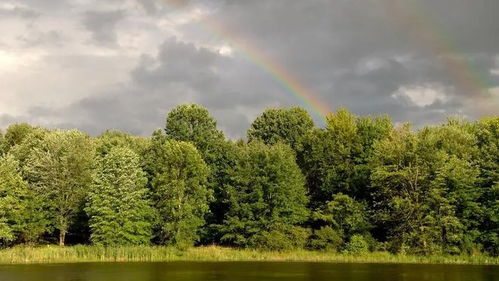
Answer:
(0, 262, 497, 281)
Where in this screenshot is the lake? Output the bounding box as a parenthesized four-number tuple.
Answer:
(0, 262, 497, 281)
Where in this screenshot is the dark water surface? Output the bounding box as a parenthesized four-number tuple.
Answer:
(0, 262, 497, 281)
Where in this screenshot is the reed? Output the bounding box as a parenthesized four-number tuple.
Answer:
(0, 245, 497, 265)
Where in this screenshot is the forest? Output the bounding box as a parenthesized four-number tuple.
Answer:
(0, 104, 497, 257)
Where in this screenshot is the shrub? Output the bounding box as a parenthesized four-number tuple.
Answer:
(309, 226, 343, 252)
(253, 225, 310, 251)
(344, 234, 369, 254)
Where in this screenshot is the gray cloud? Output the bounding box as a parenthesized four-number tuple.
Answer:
(82, 10, 125, 45)
(0, 0, 497, 137)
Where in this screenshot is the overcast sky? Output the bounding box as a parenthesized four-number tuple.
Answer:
(0, 0, 498, 137)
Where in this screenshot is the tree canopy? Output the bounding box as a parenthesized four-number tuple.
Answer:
(0, 105, 496, 256)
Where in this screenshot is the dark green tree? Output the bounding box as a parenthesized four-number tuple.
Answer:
(0, 155, 28, 244)
(221, 142, 309, 248)
(143, 137, 211, 247)
(473, 117, 499, 255)
(302, 109, 391, 206)
(164, 104, 235, 243)
(95, 130, 150, 157)
(370, 121, 482, 254)
(86, 147, 153, 246)
(314, 193, 371, 239)
(0, 155, 48, 245)
(247, 107, 314, 153)
(24, 130, 95, 245)
(165, 104, 224, 155)
(370, 125, 431, 253)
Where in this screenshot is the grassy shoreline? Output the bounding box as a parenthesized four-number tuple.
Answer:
(0, 246, 498, 265)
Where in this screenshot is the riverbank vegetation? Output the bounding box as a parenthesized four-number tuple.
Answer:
(0, 246, 497, 265)
(0, 104, 497, 259)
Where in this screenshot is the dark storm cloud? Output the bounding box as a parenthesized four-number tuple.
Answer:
(82, 10, 125, 45)
(6, 38, 287, 136)
(1, 0, 497, 136)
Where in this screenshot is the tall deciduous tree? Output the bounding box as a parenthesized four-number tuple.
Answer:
(0, 155, 28, 244)
(247, 107, 314, 153)
(370, 125, 431, 252)
(165, 104, 224, 156)
(473, 117, 498, 255)
(3, 123, 36, 153)
(313, 193, 371, 240)
(95, 130, 150, 157)
(24, 130, 95, 246)
(86, 147, 153, 246)
(143, 136, 211, 247)
(303, 109, 391, 206)
(0, 130, 5, 155)
(164, 104, 234, 243)
(221, 142, 309, 247)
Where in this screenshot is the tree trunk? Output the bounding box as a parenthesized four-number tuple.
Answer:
(59, 231, 66, 246)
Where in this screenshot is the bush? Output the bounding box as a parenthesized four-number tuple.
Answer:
(344, 234, 369, 254)
(253, 225, 310, 251)
(309, 226, 343, 252)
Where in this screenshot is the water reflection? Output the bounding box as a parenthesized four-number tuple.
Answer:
(0, 262, 497, 281)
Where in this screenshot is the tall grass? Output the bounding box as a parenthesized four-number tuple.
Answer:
(0, 245, 497, 265)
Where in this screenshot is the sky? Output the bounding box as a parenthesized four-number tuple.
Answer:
(0, 0, 498, 137)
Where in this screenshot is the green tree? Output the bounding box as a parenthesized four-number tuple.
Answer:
(314, 193, 371, 239)
(247, 107, 314, 153)
(143, 137, 211, 247)
(370, 121, 481, 254)
(221, 142, 309, 247)
(86, 147, 153, 246)
(164, 104, 235, 243)
(24, 130, 95, 246)
(0, 130, 5, 155)
(0, 155, 48, 245)
(370, 125, 431, 252)
(95, 130, 150, 157)
(8, 127, 49, 169)
(474, 117, 499, 255)
(3, 123, 36, 153)
(0, 155, 28, 244)
(165, 104, 224, 155)
(303, 109, 391, 205)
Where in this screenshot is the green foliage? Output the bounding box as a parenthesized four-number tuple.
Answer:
(370, 120, 487, 255)
(143, 137, 211, 247)
(303, 109, 392, 206)
(0, 105, 495, 257)
(247, 107, 314, 152)
(309, 226, 343, 251)
(86, 147, 153, 246)
(474, 117, 499, 255)
(165, 104, 224, 155)
(253, 225, 310, 251)
(344, 234, 369, 254)
(0, 131, 5, 155)
(314, 193, 371, 238)
(221, 142, 309, 247)
(164, 104, 233, 243)
(0, 155, 27, 244)
(3, 124, 36, 153)
(23, 130, 95, 245)
(95, 130, 150, 157)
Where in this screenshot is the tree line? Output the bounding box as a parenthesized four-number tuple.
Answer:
(0, 104, 497, 256)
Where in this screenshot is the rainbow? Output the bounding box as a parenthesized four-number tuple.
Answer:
(380, 0, 493, 98)
(156, 0, 330, 124)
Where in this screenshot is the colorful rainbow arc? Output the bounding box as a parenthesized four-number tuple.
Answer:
(156, 0, 330, 124)
(380, 0, 492, 97)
